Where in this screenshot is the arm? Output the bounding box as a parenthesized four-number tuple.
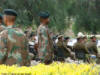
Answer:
(40, 28, 48, 50)
(0, 31, 7, 64)
(21, 35, 31, 65)
(63, 43, 72, 53)
(84, 44, 89, 54)
(93, 44, 98, 56)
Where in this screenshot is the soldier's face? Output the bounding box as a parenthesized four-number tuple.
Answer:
(3, 15, 16, 25)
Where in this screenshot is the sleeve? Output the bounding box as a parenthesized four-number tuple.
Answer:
(0, 31, 7, 64)
(21, 35, 30, 65)
(93, 44, 98, 55)
(84, 44, 89, 54)
(63, 42, 71, 53)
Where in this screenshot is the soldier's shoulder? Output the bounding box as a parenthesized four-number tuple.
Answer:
(74, 42, 82, 47)
(88, 41, 95, 45)
(13, 28, 25, 35)
(0, 25, 5, 28)
(15, 28, 24, 33)
(0, 29, 8, 38)
(0, 25, 6, 31)
(5, 28, 25, 39)
(0, 29, 8, 35)
(57, 41, 62, 46)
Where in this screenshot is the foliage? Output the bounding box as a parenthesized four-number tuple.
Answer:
(73, 0, 100, 34)
(0, 0, 100, 34)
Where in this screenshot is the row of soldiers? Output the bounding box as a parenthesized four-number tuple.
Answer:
(28, 13, 99, 64)
(55, 35, 98, 63)
(27, 28, 98, 63)
(74, 36, 99, 63)
(0, 9, 99, 66)
(26, 30, 99, 63)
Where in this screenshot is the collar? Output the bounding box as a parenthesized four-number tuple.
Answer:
(7, 25, 13, 28)
(7, 25, 16, 28)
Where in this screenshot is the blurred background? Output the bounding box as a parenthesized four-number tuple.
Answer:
(0, 0, 100, 36)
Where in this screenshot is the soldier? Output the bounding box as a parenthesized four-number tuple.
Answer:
(56, 35, 75, 61)
(0, 13, 5, 32)
(86, 36, 98, 57)
(64, 37, 73, 51)
(37, 12, 53, 64)
(0, 9, 30, 66)
(73, 37, 89, 62)
(64, 37, 75, 60)
(56, 35, 65, 61)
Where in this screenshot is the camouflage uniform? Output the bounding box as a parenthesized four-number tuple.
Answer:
(37, 24, 53, 62)
(0, 25, 5, 32)
(0, 26, 30, 66)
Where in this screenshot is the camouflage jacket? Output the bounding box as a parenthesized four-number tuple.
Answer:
(0, 25, 6, 32)
(37, 24, 53, 61)
(0, 26, 30, 66)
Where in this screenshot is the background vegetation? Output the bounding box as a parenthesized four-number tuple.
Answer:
(0, 0, 100, 35)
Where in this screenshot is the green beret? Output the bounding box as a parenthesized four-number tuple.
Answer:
(3, 9, 17, 17)
(39, 11, 50, 19)
(0, 13, 2, 19)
